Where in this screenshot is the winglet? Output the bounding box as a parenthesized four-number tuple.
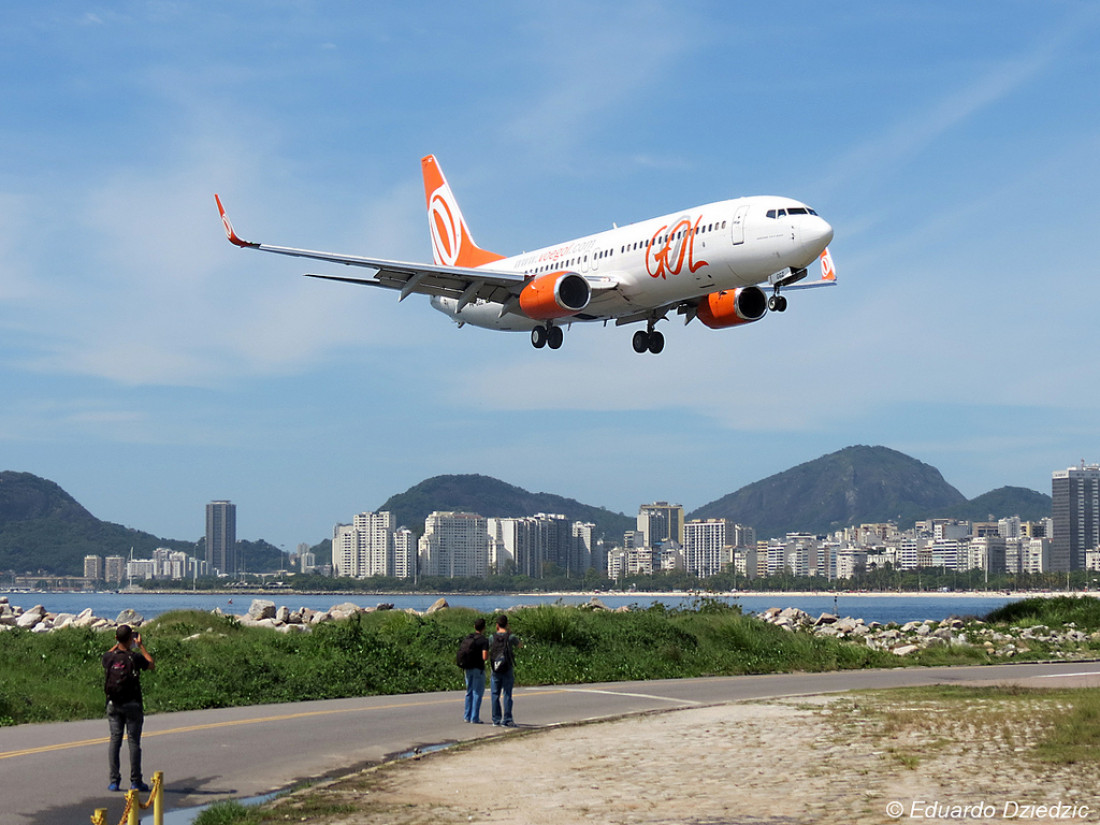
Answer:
(215, 194, 257, 248)
(819, 247, 836, 282)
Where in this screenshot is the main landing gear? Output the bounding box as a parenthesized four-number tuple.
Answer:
(767, 291, 788, 312)
(531, 324, 564, 350)
(632, 324, 665, 355)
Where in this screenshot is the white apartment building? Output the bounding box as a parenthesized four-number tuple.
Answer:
(332, 511, 406, 578)
(683, 519, 732, 578)
(419, 511, 489, 579)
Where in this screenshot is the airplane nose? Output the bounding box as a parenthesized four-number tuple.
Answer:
(802, 216, 834, 256)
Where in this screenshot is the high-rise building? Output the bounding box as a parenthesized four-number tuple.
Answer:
(84, 555, 103, 581)
(104, 555, 126, 585)
(1052, 463, 1100, 571)
(637, 502, 684, 549)
(419, 511, 489, 579)
(683, 519, 732, 578)
(206, 500, 237, 576)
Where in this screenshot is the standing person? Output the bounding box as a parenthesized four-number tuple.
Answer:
(103, 624, 154, 792)
(489, 614, 522, 727)
(458, 617, 491, 723)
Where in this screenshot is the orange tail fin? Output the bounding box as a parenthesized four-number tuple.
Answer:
(421, 155, 505, 268)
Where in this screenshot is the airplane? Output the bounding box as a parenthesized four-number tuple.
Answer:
(215, 155, 835, 354)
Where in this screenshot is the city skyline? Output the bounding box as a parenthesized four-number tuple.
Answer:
(2, 5, 1099, 552)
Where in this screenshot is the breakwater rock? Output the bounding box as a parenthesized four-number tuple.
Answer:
(757, 605, 1100, 658)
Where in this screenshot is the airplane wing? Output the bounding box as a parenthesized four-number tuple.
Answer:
(215, 195, 528, 309)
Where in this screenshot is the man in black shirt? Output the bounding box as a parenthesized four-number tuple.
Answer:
(102, 624, 154, 792)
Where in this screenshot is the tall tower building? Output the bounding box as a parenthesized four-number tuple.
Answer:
(637, 502, 684, 549)
(206, 500, 237, 576)
(1052, 463, 1100, 572)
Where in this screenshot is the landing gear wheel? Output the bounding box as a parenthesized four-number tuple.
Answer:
(632, 330, 650, 353)
(531, 327, 547, 349)
(547, 325, 564, 349)
(647, 330, 665, 354)
(768, 294, 788, 312)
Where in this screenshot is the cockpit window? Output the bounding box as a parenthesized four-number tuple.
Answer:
(766, 206, 819, 218)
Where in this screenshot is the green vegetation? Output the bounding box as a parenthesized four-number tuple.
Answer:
(0, 602, 901, 726)
(985, 595, 1100, 628)
(5, 596, 1098, 728)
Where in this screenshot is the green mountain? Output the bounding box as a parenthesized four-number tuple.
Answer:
(377, 473, 634, 540)
(940, 486, 1052, 524)
(0, 471, 198, 574)
(689, 445, 976, 538)
(0, 471, 287, 576)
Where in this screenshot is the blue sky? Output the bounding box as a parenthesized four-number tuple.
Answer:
(2, 2, 1099, 550)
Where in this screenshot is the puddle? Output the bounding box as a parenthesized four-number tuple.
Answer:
(393, 741, 454, 760)
(155, 744, 453, 823)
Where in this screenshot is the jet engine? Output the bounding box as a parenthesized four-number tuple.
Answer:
(518, 271, 591, 320)
(696, 286, 768, 329)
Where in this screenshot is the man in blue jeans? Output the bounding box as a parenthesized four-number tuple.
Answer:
(461, 618, 490, 723)
(489, 614, 522, 727)
(103, 624, 155, 792)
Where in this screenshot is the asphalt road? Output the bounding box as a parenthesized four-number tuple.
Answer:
(4, 661, 1100, 825)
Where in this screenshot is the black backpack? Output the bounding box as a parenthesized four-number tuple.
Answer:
(490, 632, 513, 674)
(104, 650, 137, 702)
(456, 633, 480, 669)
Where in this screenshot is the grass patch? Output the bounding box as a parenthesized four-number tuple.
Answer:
(984, 595, 1100, 629)
(0, 603, 993, 726)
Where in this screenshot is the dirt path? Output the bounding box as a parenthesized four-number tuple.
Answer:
(260, 693, 1100, 825)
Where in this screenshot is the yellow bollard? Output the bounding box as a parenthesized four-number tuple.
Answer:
(90, 808, 107, 825)
(126, 789, 139, 825)
(152, 771, 164, 825)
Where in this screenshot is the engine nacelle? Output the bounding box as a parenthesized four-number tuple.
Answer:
(518, 271, 591, 320)
(696, 286, 768, 329)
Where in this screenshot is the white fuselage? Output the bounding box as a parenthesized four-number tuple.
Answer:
(431, 195, 833, 331)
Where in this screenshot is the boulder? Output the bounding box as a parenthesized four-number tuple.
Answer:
(425, 597, 449, 615)
(329, 602, 362, 621)
(115, 608, 144, 627)
(248, 600, 277, 621)
(275, 606, 290, 624)
(16, 605, 46, 629)
(72, 608, 98, 628)
(892, 644, 920, 656)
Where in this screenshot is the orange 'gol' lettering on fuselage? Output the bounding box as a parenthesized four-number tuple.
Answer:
(645, 215, 708, 280)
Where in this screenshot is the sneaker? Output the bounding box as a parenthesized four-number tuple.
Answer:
(131, 781, 150, 792)
(108, 782, 120, 792)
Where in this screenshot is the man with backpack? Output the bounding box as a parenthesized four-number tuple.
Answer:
(489, 614, 522, 727)
(457, 617, 491, 723)
(103, 624, 154, 792)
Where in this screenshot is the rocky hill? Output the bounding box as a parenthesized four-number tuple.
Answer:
(689, 445, 1028, 537)
(377, 474, 634, 539)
